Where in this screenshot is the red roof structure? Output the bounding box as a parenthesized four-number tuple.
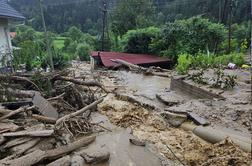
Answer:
(91, 51, 171, 68)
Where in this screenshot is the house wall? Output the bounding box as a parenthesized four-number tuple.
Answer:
(0, 18, 12, 66)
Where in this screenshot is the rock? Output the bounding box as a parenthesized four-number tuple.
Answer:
(47, 156, 71, 166)
(156, 92, 183, 106)
(71, 155, 85, 166)
(160, 112, 187, 127)
(129, 138, 146, 146)
(80, 148, 110, 164)
(187, 113, 210, 126)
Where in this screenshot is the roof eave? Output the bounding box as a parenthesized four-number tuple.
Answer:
(0, 15, 25, 21)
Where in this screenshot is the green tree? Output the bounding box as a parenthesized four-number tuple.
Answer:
(121, 27, 160, 54)
(111, 0, 155, 36)
(151, 17, 226, 60)
(67, 26, 83, 41)
(75, 43, 92, 61)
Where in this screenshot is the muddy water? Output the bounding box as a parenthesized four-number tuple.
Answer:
(87, 112, 162, 166)
(116, 71, 170, 99)
(115, 71, 171, 110)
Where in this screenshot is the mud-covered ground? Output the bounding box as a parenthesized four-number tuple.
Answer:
(98, 94, 251, 165)
(72, 62, 252, 165)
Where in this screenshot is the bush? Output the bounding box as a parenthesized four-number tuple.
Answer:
(75, 44, 92, 61)
(13, 40, 43, 71)
(176, 54, 192, 74)
(152, 16, 226, 59)
(176, 52, 245, 74)
(121, 27, 160, 54)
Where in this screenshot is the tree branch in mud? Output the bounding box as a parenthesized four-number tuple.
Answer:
(55, 97, 104, 126)
(53, 75, 109, 93)
(0, 136, 96, 166)
(111, 59, 170, 77)
(0, 106, 35, 122)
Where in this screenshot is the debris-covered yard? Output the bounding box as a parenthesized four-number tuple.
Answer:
(0, 61, 251, 166)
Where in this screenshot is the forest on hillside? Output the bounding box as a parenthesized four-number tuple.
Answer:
(8, 0, 251, 73)
(9, 0, 251, 33)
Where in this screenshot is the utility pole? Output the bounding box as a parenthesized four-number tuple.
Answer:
(218, 0, 222, 23)
(101, 0, 107, 51)
(39, 0, 54, 71)
(228, 0, 232, 53)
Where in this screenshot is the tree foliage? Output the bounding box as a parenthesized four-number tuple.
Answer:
(151, 17, 226, 59)
(121, 27, 160, 54)
(111, 0, 155, 36)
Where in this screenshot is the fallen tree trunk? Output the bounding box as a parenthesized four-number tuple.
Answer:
(2, 88, 37, 98)
(0, 136, 96, 166)
(3, 130, 54, 137)
(53, 75, 109, 93)
(112, 59, 170, 77)
(111, 59, 145, 71)
(56, 97, 104, 126)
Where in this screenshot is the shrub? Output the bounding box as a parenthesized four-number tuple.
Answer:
(152, 16, 226, 59)
(176, 52, 245, 74)
(176, 54, 192, 74)
(75, 44, 92, 61)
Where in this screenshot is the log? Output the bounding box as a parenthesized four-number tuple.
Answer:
(47, 155, 71, 166)
(111, 59, 145, 71)
(0, 122, 20, 133)
(10, 138, 41, 156)
(0, 136, 96, 166)
(112, 59, 170, 77)
(0, 106, 35, 121)
(32, 114, 57, 124)
(3, 130, 54, 137)
(2, 88, 37, 98)
(56, 98, 104, 125)
(3, 137, 33, 149)
(53, 75, 109, 92)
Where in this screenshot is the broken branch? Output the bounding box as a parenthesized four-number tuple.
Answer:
(53, 75, 109, 93)
(56, 97, 104, 126)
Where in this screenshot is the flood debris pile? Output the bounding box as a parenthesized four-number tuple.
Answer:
(99, 94, 251, 166)
(0, 71, 111, 166)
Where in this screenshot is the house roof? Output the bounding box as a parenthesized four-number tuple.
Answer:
(91, 51, 171, 68)
(0, 0, 25, 20)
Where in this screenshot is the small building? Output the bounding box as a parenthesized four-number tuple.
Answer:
(0, 0, 24, 67)
(90, 51, 172, 69)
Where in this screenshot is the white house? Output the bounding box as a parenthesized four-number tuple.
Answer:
(0, 0, 24, 67)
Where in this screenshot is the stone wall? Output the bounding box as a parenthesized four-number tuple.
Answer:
(170, 76, 224, 99)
